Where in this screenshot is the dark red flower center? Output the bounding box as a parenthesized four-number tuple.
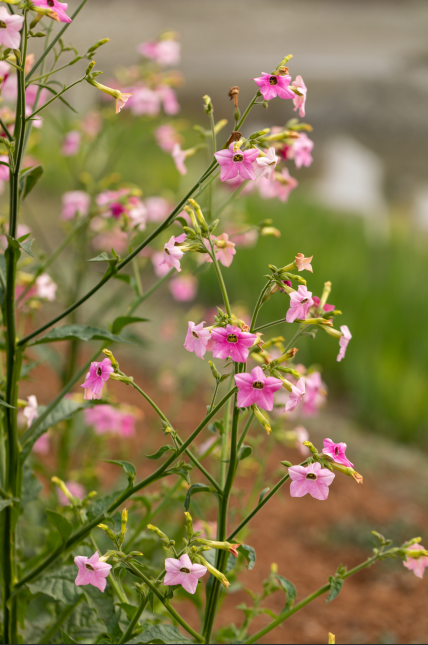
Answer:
(96, 366, 103, 377)
(233, 153, 244, 163)
(47, 0, 55, 5)
(269, 76, 278, 86)
(334, 447, 339, 456)
(0, 21, 6, 29)
(301, 298, 308, 304)
(253, 381, 264, 389)
(180, 567, 190, 574)
(85, 563, 94, 570)
(227, 334, 238, 343)
(306, 473, 317, 480)
(111, 202, 126, 218)
(192, 331, 199, 338)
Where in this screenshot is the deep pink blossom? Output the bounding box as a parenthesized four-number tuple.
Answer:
(322, 438, 353, 468)
(285, 377, 306, 412)
(255, 147, 278, 181)
(32, 0, 72, 23)
(61, 131, 81, 157)
(290, 133, 313, 169)
(337, 325, 352, 362)
(81, 358, 114, 400)
(211, 324, 256, 363)
(155, 124, 182, 153)
(258, 168, 298, 203)
(139, 39, 180, 67)
(160, 233, 187, 272)
(169, 274, 197, 301)
(214, 144, 259, 182)
(23, 395, 38, 429)
(172, 143, 187, 175)
(302, 371, 326, 416)
(58, 481, 85, 506)
(0, 7, 24, 49)
(61, 191, 90, 220)
(36, 274, 57, 301)
(403, 545, 428, 579)
(184, 321, 211, 359)
(312, 296, 335, 313)
(74, 552, 112, 592)
(235, 366, 282, 411)
(289, 462, 335, 500)
(295, 253, 313, 272)
(252, 72, 295, 101)
(291, 75, 307, 117)
(286, 286, 314, 323)
(164, 554, 206, 594)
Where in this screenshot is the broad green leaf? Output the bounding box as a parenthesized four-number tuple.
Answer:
(62, 598, 104, 642)
(60, 630, 78, 644)
(326, 576, 343, 604)
(18, 235, 35, 257)
(21, 464, 43, 505)
(46, 509, 73, 544)
(30, 323, 130, 346)
(238, 445, 252, 461)
(19, 164, 43, 200)
(27, 566, 82, 604)
(237, 544, 256, 571)
(128, 624, 192, 644)
(88, 252, 110, 262)
(184, 483, 220, 512)
(163, 465, 191, 485)
(104, 459, 136, 485)
(113, 274, 131, 285)
(276, 574, 297, 611)
(0, 497, 18, 511)
(145, 445, 176, 460)
(86, 492, 118, 522)
(111, 316, 148, 335)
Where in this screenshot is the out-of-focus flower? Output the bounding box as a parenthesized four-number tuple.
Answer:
(145, 196, 170, 222)
(61, 131, 81, 157)
(312, 296, 335, 313)
(81, 112, 102, 139)
(151, 251, 171, 278)
(92, 228, 128, 254)
(235, 366, 282, 411)
(32, 0, 72, 22)
(23, 395, 38, 429)
(252, 72, 295, 101)
(81, 358, 114, 400)
(289, 133, 313, 169)
(197, 436, 217, 456)
(0, 60, 9, 86)
(291, 75, 307, 117)
(193, 520, 217, 539)
(214, 144, 259, 182)
(169, 274, 197, 301)
(127, 196, 147, 230)
(74, 552, 112, 592)
(229, 228, 258, 248)
(172, 143, 188, 175)
(58, 481, 85, 506)
(160, 233, 187, 272)
(155, 124, 182, 153)
(293, 426, 310, 456)
(33, 433, 50, 455)
(295, 253, 313, 273)
(25, 84, 48, 107)
(211, 324, 256, 363)
(0, 8, 24, 49)
(116, 92, 133, 114)
(403, 545, 428, 579)
(255, 147, 278, 181)
(138, 39, 181, 66)
(302, 371, 326, 416)
(36, 274, 57, 301)
(322, 438, 354, 468)
(288, 462, 335, 500)
(61, 191, 90, 220)
(85, 405, 137, 437)
(184, 321, 211, 359)
(286, 285, 314, 323)
(337, 325, 352, 362)
(164, 554, 206, 594)
(127, 86, 160, 116)
(258, 168, 298, 202)
(157, 85, 180, 115)
(285, 377, 306, 412)
(0, 155, 10, 190)
(223, 175, 256, 195)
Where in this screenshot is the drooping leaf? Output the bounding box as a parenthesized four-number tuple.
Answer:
(127, 624, 192, 644)
(326, 576, 344, 604)
(0, 497, 18, 511)
(111, 316, 148, 335)
(276, 574, 297, 611)
(29, 323, 130, 346)
(237, 544, 256, 571)
(60, 630, 78, 644)
(163, 465, 191, 485)
(184, 483, 221, 512)
(21, 463, 43, 505)
(238, 445, 252, 461)
(88, 252, 110, 262)
(27, 566, 82, 605)
(46, 509, 73, 544)
(19, 236, 35, 258)
(258, 487, 270, 504)
(19, 164, 43, 200)
(104, 460, 136, 486)
(145, 445, 176, 460)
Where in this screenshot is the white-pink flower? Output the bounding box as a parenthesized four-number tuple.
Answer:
(285, 377, 306, 412)
(286, 285, 314, 323)
(258, 168, 298, 203)
(36, 274, 57, 301)
(184, 321, 211, 359)
(145, 196, 170, 222)
(169, 274, 197, 301)
(138, 39, 180, 67)
(61, 131, 81, 157)
(255, 147, 278, 181)
(127, 86, 160, 116)
(337, 325, 352, 362)
(295, 253, 313, 272)
(160, 233, 187, 272)
(61, 191, 90, 220)
(157, 85, 180, 115)
(155, 125, 182, 153)
(0, 7, 24, 50)
(291, 75, 307, 117)
(23, 395, 38, 429)
(172, 143, 188, 175)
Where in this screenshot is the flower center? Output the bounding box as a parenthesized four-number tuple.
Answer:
(85, 563, 94, 571)
(269, 76, 279, 85)
(0, 21, 6, 28)
(96, 366, 103, 377)
(306, 473, 317, 480)
(334, 447, 339, 456)
(165, 248, 170, 255)
(227, 334, 238, 343)
(253, 381, 264, 389)
(301, 298, 308, 304)
(180, 567, 190, 574)
(47, 0, 55, 5)
(233, 153, 244, 163)
(192, 331, 199, 338)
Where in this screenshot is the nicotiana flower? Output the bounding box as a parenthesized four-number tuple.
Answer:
(138, 39, 181, 67)
(127, 86, 160, 116)
(85, 405, 137, 437)
(23, 395, 38, 429)
(214, 144, 259, 182)
(169, 274, 197, 301)
(235, 366, 282, 411)
(61, 130, 81, 157)
(61, 191, 90, 220)
(184, 321, 211, 359)
(312, 296, 335, 313)
(115, 91, 133, 114)
(295, 253, 313, 272)
(252, 72, 295, 101)
(81, 358, 114, 400)
(337, 325, 352, 362)
(286, 285, 314, 323)
(285, 377, 306, 412)
(32, 0, 72, 23)
(160, 233, 187, 272)
(290, 133, 313, 169)
(58, 481, 85, 506)
(288, 462, 335, 500)
(291, 75, 307, 117)
(258, 168, 298, 203)
(211, 324, 257, 363)
(145, 196, 170, 222)
(172, 143, 188, 175)
(151, 251, 171, 278)
(164, 554, 206, 594)
(205, 233, 236, 268)
(157, 85, 180, 115)
(255, 147, 279, 181)
(33, 433, 49, 455)
(74, 552, 112, 592)
(302, 371, 326, 416)
(403, 544, 428, 579)
(322, 438, 354, 468)
(293, 426, 310, 456)
(0, 7, 24, 49)
(155, 124, 182, 153)
(36, 274, 57, 301)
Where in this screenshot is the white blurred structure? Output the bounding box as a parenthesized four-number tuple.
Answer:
(413, 187, 428, 230)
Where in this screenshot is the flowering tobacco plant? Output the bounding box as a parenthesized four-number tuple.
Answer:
(0, 5, 424, 645)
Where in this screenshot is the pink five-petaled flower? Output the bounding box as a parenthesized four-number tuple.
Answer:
(172, 143, 188, 175)
(23, 395, 38, 428)
(234, 366, 282, 411)
(159, 232, 187, 272)
(164, 554, 207, 594)
(214, 144, 259, 182)
(32, 0, 72, 22)
(211, 324, 257, 363)
(337, 325, 352, 362)
(116, 92, 133, 114)
(74, 552, 112, 592)
(0, 7, 24, 49)
(255, 147, 278, 181)
(81, 358, 114, 400)
(289, 462, 335, 500)
(285, 377, 306, 412)
(252, 72, 295, 101)
(403, 544, 428, 579)
(61, 131, 81, 157)
(207, 233, 236, 268)
(61, 191, 90, 220)
(291, 133, 313, 169)
(286, 285, 314, 323)
(322, 438, 354, 468)
(312, 296, 335, 313)
(295, 253, 313, 273)
(184, 321, 211, 359)
(291, 75, 307, 117)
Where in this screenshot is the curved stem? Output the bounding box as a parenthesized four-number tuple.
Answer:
(249, 281, 272, 333)
(118, 593, 148, 645)
(209, 238, 231, 318)
(26, 77, 84, 119)
(237, 412, 254, 453)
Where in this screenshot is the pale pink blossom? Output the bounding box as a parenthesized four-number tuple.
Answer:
(145, 196, 170, 222)
(160, 233, 187, 272)
(25, 105, 43, 129)
(0, 7, 24, 49)
(205, 233, 236, 268)
(81, 112, 102, 139)
(322, 438, 353, 468)
(36, 274, 57, 302)
(151, 251, 171, 278)
(289, 133, 313, 169)
(127, 196, 147, 230)
(295, 253, 313, 273)
(255, 147, 278, 181)
(172, 143, 188, 175)
(235, 366, 282, 411)
(85, 405, 136, 437)
(25, 84, 48, 107)
(252, 72, 295, 101)
(139, 39, 180, 67)
(211, 324, 256, 363)
(291, 75, 307, 117)
(184, 321, 211, 359)
(61, 191, 90, 220)
(288, 462, 335, 500)
(155, 124, 182, 153)
(285, 377, 306, 412)
(337, 325, 352, 362)
(92, 228, 128, 254)
(403, 544, 428, 579)
(81, 358, 114, 400)
(169, 274, 197, 301)
(164, 554, 206, 594)
(197, 436, 217, 456)
(32, 0, 72, 22)
(58, 481, 85, 506)
(214, 144, 259, 182)
(74, 552, 112, 592)
(157, 85, 180, 115)
(0, 60, 9, 85)
(0, 155, 10, 182)
(33, 433, 50, 455)
(23, 395, 38, 429)
(302, 371, 326, 416)
(120, 413, 136, 437)
(61, 131, 81, 157)
(128, 86, 160, 116)
(116, 92, 133, 114)
(229, 228, 258, 248)
(286, 285, 314, 323)
(293, 426, 310, 456)
(223, 175, 256, 195)
(193, 520, 217, 539)
(258, 168, 298, 203)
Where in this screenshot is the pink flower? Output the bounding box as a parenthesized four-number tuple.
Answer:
(139, 39, 180, 67)
(205, 233, 236, 268)
(290, 133, 313, 169)
(25, 84, 48, 107)
(258, 168, 298, 203)
(0, 60, 9, 85)
(151, 251, 171, 278)
(322, 438, 353, 468)
(85, 405, 136, 437)
(403, 545, 428, 579)
(81, 112, 102, 139)
(127, 196, 147, 230)
(33, 433, 50, 455)
(255, 147, 278, 181)
(235, 366, 282, 411)
(23, 395, 38, 429)
(61, 191, 90, 220)
(228, 227, 258, 248)
(81, 358, 114, 400)
(214, 144, 259, 182)
(127, 86, 160, 116)
(172, 143, 188, 175)
(169, 274, 197, 301)
(120, 413, 136, 437)
(285, 377, 306, 412)
(288, 462, 335, 500)
(164, 554, 206, 594)
(116, 92, 133, 115)
(155, 124, 182, 153)
(184, 321, 211, 359)
(32, 0, 72, 22)
(293, 426, 310, 456)
(157, 85, 180, 115)
(291, 75, 307, 117)
(286, 286, 314, 323)
(58, 481, 85, 506)
(193, 520, 217, 539)
(61, 131, 81, 157)
(302, 371, 325, 416)
(74, 552, 112, 592)
(295, 253, 313, 273)
(160, 233, 187, 272)
(92, 228, 128, 254)
(145, 196, 170, 222)
(252, 72, 295, 101)
(211, 324, 257, 363)
(36, 274, 57, 301)
(0, 154, 10, 182)
(337, 325, 352, 362)
(0, 7, 24, 49)
(312, 296, 335, 313)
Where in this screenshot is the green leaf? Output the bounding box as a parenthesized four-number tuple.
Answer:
(18, 236, 35, 257)
(163, 465, 191, 485)
(127, 624, 192, 644)
(237, 544, 256, 571)
(145, 445, 176, 460)
(27, 566, 82, 604)
(0, 253, 6, 305)
(20, 360, 43, 380)
(29, 323, 130, 346)
(238, 445, 252, 461)
(0, 399, 17, 409)
(19, 164, 43, 200)
(86, 492, 117, 522)
(0, 497, 18, 511)
(21, 463, 43, 505)
(258, 487, 270, 504)
(275, 574, 297, 611)
(46, 509, 73, 544)
(113, 274, 131, 285)
(326, 576, 344, 604)
(184, 483, 220, 512)
(104, 459, 136, 485)
(60, 630, 78, 644)
(88, 252, 110, 262)
(111, 316, 148, 335)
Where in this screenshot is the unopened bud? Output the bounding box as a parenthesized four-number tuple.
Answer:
(328, 633, 335, 645)
(280, 460, 293, 467)
(330, 461, 363, 484)
(260, 226, 281, 238)
(234, 107, 240, 123)
(187, 199, 209, 233)
(85, 60, 96, 76)
(249, 128, 271, 140)
(277, 54, 293, 69)
(252, 404, 271, 435)
(147, 524, 169, 543)
(322, 326, 343, 339)
(318, 281, 332, 314)
(183, 205, 201, 235)
(119, 508, 128, 545)
(302, 440, 318, 455)
(184, 511, 193, 539)
(194, 539, 239, 558)
(196, 555, 231, 589)
(88, 38, 110, 53)
(51, 476, 78, 505)
(202, 94, 213, 114)
(102, 348, 119, 370)
(208, 361, 222, 381)
(98, 523, 117, 542)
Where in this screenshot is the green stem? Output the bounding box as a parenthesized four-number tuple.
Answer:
(213, 182, 247, 218)
(236, 93, 260, 130)
(219, 375, 233, 488)
(281, 325, 306, 356)
(237, 412, 254, 453)
(126, 268, 173, 316)
(209, 238, 231, 318)
(118, 593, 149, 645)
(0, 117, 13, 142)
(26, 77, 84, 119)
(209, 381, 219, 413)
(29, 58, 83, 85)
(249, 281, 272, 333)
(37, 595, 84, 645)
